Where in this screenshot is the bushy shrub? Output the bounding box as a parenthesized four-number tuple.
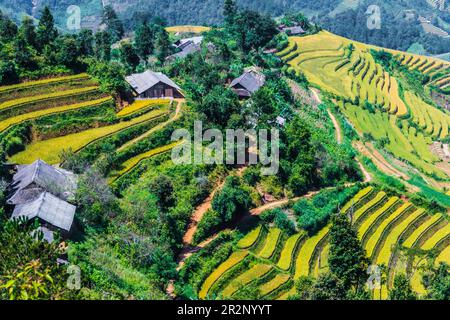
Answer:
(293, 186, 360, 235)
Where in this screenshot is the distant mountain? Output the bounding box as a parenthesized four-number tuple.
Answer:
(1, 0, 449, 53)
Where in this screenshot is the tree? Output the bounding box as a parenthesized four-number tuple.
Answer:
(328, 212, 369, 291)
(295, 276, 315, 299)
(56, 36, 80, 69)
(198, 86, 240, 126)
(19, 16, 36, 48)
(212, 176, 251, 223)
(248, 86, 277, 127)
(13, 34, 36, 71)
(155, 27, 170, 63)
(134, 22, 156, 61)
(148, 175, 175, 210)
(389, 274, 417, 300)
(94, 31, 112, 61)
(77, 29, 94, 56)
(0, 60, 19, 85)
(75, 167, 118, 228)
(234, 10, 277, 53)
(87, 59, 128, 98)
(102, 5, 124, 43)
(422, 262, 450, 300)
(0, 219, 70, 300)
(119, 42, 140, 72)
(36, 6, 58, 49)
(310, 273, 347, 300)
(0, 10, 18, 42)
(284, 116, 316, 195)
(223, 0, 237, 27)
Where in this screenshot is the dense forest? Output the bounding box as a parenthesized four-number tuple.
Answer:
(1, 0, 449, 54)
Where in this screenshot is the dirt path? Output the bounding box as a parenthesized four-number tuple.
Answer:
(356, 158, 372, 183)
(117, 99, 183, 152)
(310, 88, 322, 104)
(310, 88, 342, 144)
(327, 109, 342, 144)
(182, 182, 224, 246)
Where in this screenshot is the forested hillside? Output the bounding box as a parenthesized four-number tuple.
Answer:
(1, 0, 449, 54)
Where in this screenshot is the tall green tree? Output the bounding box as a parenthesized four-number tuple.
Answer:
(389, 274, 417, 300)
(94, 31, 112, 61)
(310, 273, 347, 300)
(155, 27, 170, 63)
(134, 22, 156, 61)
(19, 16, 36, 48)
(422, 262, 450, 300)
(36, 6, 58, 49)
(223, 0, 237, 26)
(0, 10, 18, 42)
(198, 86, 240, 126)
(0, 61, 19, 85)
(148, 175, 175, 210)
(13, 34, 36, 70)
(56, 36, 80, 69)
(119, 42, 140, 72)
(101, 5, 124, 43)
(328, 212, 369, 291)
(77, 29, 95, 56)
(234, 10, 277, 53)
(212, 176, 251, 223)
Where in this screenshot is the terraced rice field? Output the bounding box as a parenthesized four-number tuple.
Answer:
(166, 25, 211, 33)
(313, 190, 449, 298)
(404, 91, 450, 140)
(278, 31, 408, 117)
(0, 97, 112, 133)
(221, 264, 272, 298)
(109, 141, 181, 182)
(276, 233, 304, 270)
(338, 101, 447, 179)
(397, 53, 450, 91)
(258, 228, 282, 259)
(199, 250, 249, 299)
(117, 99, 171, 117)
(237, 225, 263, 249)
(196, 186, 449, 300)
(279, 31, 450, 181)
(9, 106, 170, 164)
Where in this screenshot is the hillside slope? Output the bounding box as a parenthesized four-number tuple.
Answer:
(278, 30, 450, 202)
(2, 0, 449, 53)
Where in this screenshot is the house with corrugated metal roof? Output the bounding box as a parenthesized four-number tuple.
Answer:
(8, 159, 77, 205)
(230, 68, 266, 99)
(125, 70, 184, 99)
(7, 159, 78, 240)
(12, 192, 76, 235)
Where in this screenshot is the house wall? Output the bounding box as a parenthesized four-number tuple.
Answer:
(139, 83, 183, 99)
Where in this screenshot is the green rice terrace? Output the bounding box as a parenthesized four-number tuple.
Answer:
(183, 186, 449, 300)
(0, 74, 183, 183)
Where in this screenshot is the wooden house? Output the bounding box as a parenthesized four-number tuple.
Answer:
(125, 70, 184, 99)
